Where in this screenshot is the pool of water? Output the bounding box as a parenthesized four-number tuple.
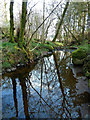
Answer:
(2, 50, 90, 119)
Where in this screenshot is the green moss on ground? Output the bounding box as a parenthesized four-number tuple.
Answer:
(2, 40, 63, 71)
(2, 41, 26, 70)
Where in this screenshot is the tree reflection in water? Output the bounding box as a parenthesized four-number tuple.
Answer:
(2, 50, 90, 119)
(12, 78, 18, 117)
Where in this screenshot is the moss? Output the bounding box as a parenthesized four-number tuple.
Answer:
(45, 41, 57, 47)
(89, 79, 90, 88)
(83, 55, 90, 78)
(85, 71, 90, 78)
(14, 46, 21, 51)
(55, 42, 63, 46)
(72, 48, 88, 65)
(9, 59, 15, 65)
(2, 39, 63, 71)
(73, 58, 84, 65)
(72, 48, 87, 59)
(3, 62, 11, 68)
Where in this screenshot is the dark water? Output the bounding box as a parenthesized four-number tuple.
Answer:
(2, 50, 90, 119)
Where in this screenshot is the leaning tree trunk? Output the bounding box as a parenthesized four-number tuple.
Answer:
(19, 0, 27, 48)
(9, 0, 14, 43)
(52, 1, 69, 42)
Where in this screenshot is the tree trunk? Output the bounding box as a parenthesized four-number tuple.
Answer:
(52, 2, 69, 42)
(64, 25, 78, 42)
(19, 1, 27, 48)
(9, 0, 14, 43)
(82, 11, 86, 40)
(88, 2, 90, 42)
(42, 0, 45, 43)
(78, 13, 82, 34)
(4, 0, 8, 22)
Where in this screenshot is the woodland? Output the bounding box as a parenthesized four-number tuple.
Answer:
(0, 0, 90, 119)
(0, 0, 89, 77)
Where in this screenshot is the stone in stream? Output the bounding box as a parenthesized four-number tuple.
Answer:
(11, 67, 16, 71)
(6, 69, 11, 72)
(72, 48, 87, 65)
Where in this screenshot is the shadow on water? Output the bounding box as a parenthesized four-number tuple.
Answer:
(2, 50, 90, 119)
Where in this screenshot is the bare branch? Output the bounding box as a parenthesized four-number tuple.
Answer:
(27, 0, 62, 46)
(27, 1, 39, 22)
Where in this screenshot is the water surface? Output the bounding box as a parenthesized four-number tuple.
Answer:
(2, 50, 90, 119)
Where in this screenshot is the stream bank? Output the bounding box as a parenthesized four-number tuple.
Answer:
(71, 41, 90, 78)
(1, 40, 64, 74)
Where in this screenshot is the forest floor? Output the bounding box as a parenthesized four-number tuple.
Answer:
(0, 39, 64, 74)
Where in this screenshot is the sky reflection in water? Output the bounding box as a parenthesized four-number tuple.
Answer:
(2, 50, 90, 119)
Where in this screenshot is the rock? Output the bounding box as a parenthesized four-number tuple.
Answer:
(83, 55, 90, 78)
(72, 48, 87, 65)
(48, 52, 52, 54)
(11, 67, 16, 71)
(7, 69, 11, 72)
(21, 64, 24, 66)
(72, 58, 85, 65)
(17, 64, 20, 67)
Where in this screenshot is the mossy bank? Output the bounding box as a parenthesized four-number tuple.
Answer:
(1, 40, 63, 74)
(72, 42, 90, 78)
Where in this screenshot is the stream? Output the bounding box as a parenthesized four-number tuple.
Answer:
(2, 50, 90, 119)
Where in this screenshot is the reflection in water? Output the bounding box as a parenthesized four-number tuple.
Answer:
(12, 78, 18, 117)
(2, 50, 90, 119)
(19, 76, 30, 119)
(53, 53, 71, 118)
